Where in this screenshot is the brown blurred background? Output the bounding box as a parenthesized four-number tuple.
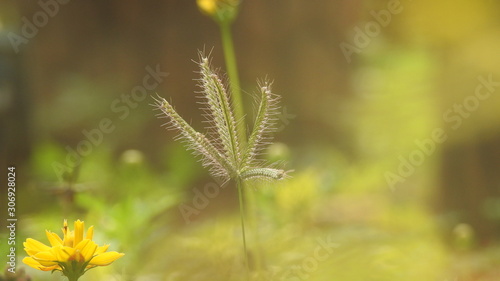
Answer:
(1, 0, 500, 250)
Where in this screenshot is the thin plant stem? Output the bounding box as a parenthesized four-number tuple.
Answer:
(219, 22, 247, 146)
(244, 183, 264, 279)
(221, 19, 251, 279)
(237, 178, 250, 280)
(155, 8, 289, 277)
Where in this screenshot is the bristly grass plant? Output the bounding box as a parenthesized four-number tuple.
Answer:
(152, 55, 287, 183)
(151, 54, 288, 273)
(152, 1, 290, 279)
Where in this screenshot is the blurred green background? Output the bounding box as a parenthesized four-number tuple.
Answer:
(1, 0, 500, 280)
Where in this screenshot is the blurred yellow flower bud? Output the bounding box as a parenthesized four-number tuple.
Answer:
(196, 0, 240, 24)
(197, 0, 217, 15)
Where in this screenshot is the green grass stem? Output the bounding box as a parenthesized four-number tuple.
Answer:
(220, 22, 247, 147)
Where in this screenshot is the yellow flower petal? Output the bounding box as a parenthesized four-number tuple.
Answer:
(62, 220, 75, 247)
(76, 239, 98, 261)
(24, 238, 51, 256)
(63, 232, 74, 247)
(72, 250, 86, 263)
(23, 257, 59, 271)
(62, 219, 68, 236)
(51, 245, 76, 263)
(74, 220, 84, 247)
(22, 257, 42, 269)
(89, 252, 124, 266)
(94, 244, 109, 255)
(86, 225, 94, 240)
(32, 251, 58, 267)
(45, 231, 63, 247)
(75, 239, 90, 250)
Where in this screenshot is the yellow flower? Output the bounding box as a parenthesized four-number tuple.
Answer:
(196, 0, 240, 24)
(197, 0, 218, 15)
(23, 220, 124, 281)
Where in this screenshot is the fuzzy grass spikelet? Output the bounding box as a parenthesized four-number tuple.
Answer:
(197, 57, 242, 172)
(152, 95, 231, 180)
(152, 54, 287, 183)
(242, 81, 281, 171)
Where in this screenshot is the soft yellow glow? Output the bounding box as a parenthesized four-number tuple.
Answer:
(197, 0, 218, 15)
(196, 0, 240, 23)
